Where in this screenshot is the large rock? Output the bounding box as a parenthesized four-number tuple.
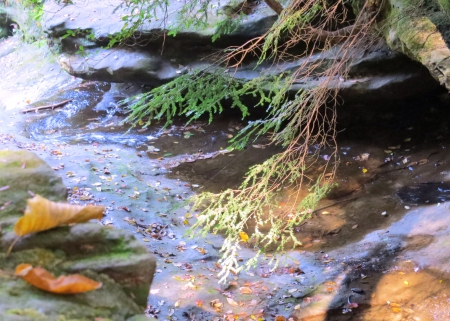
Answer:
(0, 150, 156, 321)
(38, 0, 439, 102)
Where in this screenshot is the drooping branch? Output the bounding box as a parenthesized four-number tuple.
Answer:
(306, 0, 382, 44)
(263, 0, 382, 44)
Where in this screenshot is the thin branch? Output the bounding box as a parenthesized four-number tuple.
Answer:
(21, 99, 73, 113)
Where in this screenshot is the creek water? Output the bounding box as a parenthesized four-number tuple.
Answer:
(3, 37, 450, 320)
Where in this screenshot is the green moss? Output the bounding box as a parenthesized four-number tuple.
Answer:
(7, 308, 46, 319)
(0, 248, 63, 270)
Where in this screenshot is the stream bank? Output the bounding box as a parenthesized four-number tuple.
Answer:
(2, 34, 450, 320)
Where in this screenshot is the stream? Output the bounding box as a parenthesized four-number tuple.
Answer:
(3, 35, 450, 320)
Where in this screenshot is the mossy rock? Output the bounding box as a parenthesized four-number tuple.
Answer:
(0, 150, 67, 219)
(0, 151, 156, 319)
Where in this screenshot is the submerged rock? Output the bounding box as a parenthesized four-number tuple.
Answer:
(0, 150, 156, 321)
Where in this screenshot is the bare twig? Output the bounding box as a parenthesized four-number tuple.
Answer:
(21, 99, 73, 113)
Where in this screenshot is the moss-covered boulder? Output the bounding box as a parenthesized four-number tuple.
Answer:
(0, 150, 156, 321)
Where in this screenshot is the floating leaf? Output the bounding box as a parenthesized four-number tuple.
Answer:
(14, 195, 104, 236)
(15, 264, 102, 294)
(239, 231, 249, 242)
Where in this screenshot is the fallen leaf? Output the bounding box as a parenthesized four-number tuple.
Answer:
(239, 287, 253, 294)
(227, 297, 239, 306)
(15, 263, 101, 294)
(210, 299, 223, 312)
(14, 195, 104, 236)
(391, 306, 402, 313)
(275, 316, 286, 321)
(239, 231, 249, 242)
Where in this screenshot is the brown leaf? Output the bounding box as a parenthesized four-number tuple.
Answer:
(14, 195, 104, 236)
(15, 263, 102, 294)
(239, 286, 253, 294)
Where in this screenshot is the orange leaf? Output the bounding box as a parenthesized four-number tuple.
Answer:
(14, 195, 104, 236)
(275, 316, 286, 321)
(391, 306, 402, 313)
(239, 286, 253, 294)
(15, 263, 102, 294)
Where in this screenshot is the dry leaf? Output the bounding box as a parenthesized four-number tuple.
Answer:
(239, 231, 249, 243)
(14, 195, 104, 236)
(275, 316, 286, 321)
(239, 286, 253, 294)
(226, 297, 239, 306)
(15, 263, 102, 294)
(391, 306, 402, 313)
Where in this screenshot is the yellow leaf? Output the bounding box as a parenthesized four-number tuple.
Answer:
(362, 168, 368, 173)
(239, 231, 249, 242)
(15, 263, 101, 294)
(391, 306, 401, 313)
(14, 195, 104, 236)
(404, 281, 409, 285)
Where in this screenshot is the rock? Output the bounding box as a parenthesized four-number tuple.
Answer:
(0, 150, 67, 219)
(36, 0, 439, 102)
(0, 10, 14, 39)
(382, 0, 450, 91)
(0, 150, 156, 320)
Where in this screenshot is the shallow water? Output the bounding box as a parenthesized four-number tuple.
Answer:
(4, 61, 450, 320)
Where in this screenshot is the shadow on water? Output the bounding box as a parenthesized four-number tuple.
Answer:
(289, 91, 450, 320)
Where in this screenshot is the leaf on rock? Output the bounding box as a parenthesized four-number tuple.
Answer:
(14, 195, 104, 236)
(15, 263, 102, 294)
